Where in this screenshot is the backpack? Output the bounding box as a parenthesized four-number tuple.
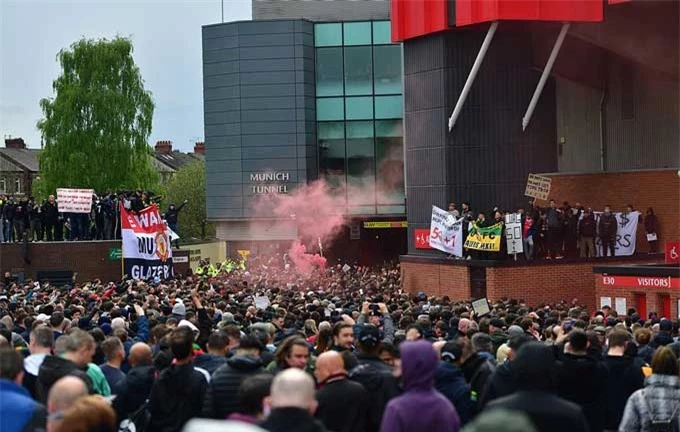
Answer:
(118, 400, 151, 432)
(643, 391, 680, 432)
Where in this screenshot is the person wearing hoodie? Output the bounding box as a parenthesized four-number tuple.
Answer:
(619, 347, 680, 432)
(113, 342, 155, 423)
(23, 325, 53, 400)
(202, 335, 267, 419)
(435, 341, 474, 426)
(478, 334, 534, 409)
(602, 329, 645, 431)
(380, 340, 460, 432)
(556, 330, 608, 432)
(461, 333, 495, 410)
(487, 319, 507, 356)
(349, 324, 401, 432)
(0, 348, 47, 432)
(194, 330, 229, 374)
(486, 343, 589, 432)
(148, 326, 208, 432)
(37, 330, 94, 402)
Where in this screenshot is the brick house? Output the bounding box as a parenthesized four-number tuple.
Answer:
(0, 138, 39, 196)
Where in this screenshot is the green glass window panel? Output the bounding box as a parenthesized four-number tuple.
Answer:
(344, 46, 373, 96)
(318, 121, 345, 139)
(343, 22, 371, 46)
(349, 206, 377, 215)
(373, 45, 402, 95)
(376, 119, 403, 137)
(315, 23, 342, 47)
(346, 121, 374, 138)
(345, 97, 373, 120)
(375, 95, 402, 119)
(372, 21, 392, 45)
(378, 205, 405, 214)
(316, 98, 344, 121)
(316, 48, 344, 96)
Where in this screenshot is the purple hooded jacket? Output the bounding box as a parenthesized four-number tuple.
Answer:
(380, 340, 461, 432)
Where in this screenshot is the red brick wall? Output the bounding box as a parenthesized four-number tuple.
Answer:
(1, 242, 190, 283)
(401, 261, 470, 299)
(542, 169, 680, 251)
(402, 258, 661, 311)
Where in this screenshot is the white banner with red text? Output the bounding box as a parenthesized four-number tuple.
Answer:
(121, 204, 173, 280)
(428, 206, 463, 257)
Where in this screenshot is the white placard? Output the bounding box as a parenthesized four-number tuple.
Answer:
(505, 213, 524, 255)
(471, 298, 491, 317)
(600, 296, 612, 310)
(342, 264, 351, 273)
(254, 296, 270, 310)
(647, 233, 657, 242)
(56, 188, 94, 213)
(615, 297, 627, 315)
(524, 174, 551, 200)
(429, 206, 464, 257)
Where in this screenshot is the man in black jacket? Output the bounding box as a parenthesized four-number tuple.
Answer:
(460, 333, 495, 410)
(148, 326, 208, 432)
(113, 342, 155, 422)
(479, 334, 534, 409)
(486, 343, 589, 432)
(315, 351, 369, 432)
(202, 335, 266, 419)
(602, 329, 644, 431)
(42, 195, 59, 242)
(349, 325, 400, 432)
(556, 330, 608, 432)
(260, 368, 328, 432)
(165, 200, 187, 248)
(194, 331, 228, 375)
(598, 205, 618, 257)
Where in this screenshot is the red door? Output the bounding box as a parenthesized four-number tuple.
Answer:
(659, 294, 671, 319)
(634, 293, 647, 320)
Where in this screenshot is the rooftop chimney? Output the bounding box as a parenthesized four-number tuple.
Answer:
(5, 138, 26, 149)
(193, 141, 205, 156)
(155, 140, 173, 154)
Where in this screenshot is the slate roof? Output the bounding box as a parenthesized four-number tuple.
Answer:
(0, 148, 40, 172)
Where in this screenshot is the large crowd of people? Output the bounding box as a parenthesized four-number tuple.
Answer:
(0, 191, 186, 243)
(447, 200, 660, 260)
(0, 259, 679, 432)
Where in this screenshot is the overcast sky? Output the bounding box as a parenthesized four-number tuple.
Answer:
(0, 0, 251, 151)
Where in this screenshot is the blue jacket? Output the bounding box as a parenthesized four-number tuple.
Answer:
(435, 361, 474, 425)
(0, 379, 46, 432)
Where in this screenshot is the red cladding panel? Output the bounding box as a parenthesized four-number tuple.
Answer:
(456, 0, 603, 26)
(391, 0, 449, 42)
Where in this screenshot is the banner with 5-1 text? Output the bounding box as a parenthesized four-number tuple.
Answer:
(428, 206, 463, 257)
(56, 188, 94, 213)
(464, 222, 503, 252)
(121, 203, 173, 281)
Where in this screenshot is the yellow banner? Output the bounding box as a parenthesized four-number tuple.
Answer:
(363, 221, 407, 229)
(463, 222, 503, 251)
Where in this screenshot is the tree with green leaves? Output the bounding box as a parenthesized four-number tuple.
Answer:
(36, 37, 159, 196)
(165, 160, 214, 240)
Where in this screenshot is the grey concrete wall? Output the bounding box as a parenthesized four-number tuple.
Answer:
(202, 20, 316, 221)
(253, 0, 389, 21)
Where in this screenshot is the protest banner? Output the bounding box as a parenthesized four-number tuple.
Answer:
(504, 213, 523, 255)
(524, 174, 551, 201)
(56, 188, 94, 213)
(428, 206, 463, 257)
(121, 203, 173, 280)
(592, 211, 640, 256)
(464, 222, 503, 251)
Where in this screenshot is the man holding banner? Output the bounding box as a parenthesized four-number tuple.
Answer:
(428, 206, 464, 257)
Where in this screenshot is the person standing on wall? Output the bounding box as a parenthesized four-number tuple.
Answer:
(578, 207, 597, 258)
(598, 205, 618, 258)
(545, 199, 563, 259)
(644, 207, 658, 254)
(164, 200, 187, 248)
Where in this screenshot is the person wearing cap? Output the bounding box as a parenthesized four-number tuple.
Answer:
(314, 351, 369, 432)
(488, 318, 507, 356)
(651, 318, 675, 348)
(479, 334, 534, 409)
(601, 329, 644, 431)
(486, 343, 589, 432)
(435, 341, 474, 425)
(357, 301, 395, 344)
(350, 324, 400, 432)
(380, 340, 460, 432)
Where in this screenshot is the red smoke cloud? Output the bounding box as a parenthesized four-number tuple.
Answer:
(288, 240, 326, 276)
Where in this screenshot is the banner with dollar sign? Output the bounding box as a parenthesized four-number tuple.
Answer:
(592, 211, 640, 256)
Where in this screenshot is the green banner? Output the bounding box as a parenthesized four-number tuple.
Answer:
(464, 222, 503, 252)
(107, 247, 122, 261)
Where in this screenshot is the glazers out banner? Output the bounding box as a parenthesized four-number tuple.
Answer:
(120, 204, 173, 280)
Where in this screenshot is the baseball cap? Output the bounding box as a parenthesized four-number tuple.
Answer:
(358, 325, 381, 346)
(441, 341, 463, 362)
(490, 318, 505, 329)
(660, 319, 673, 332)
